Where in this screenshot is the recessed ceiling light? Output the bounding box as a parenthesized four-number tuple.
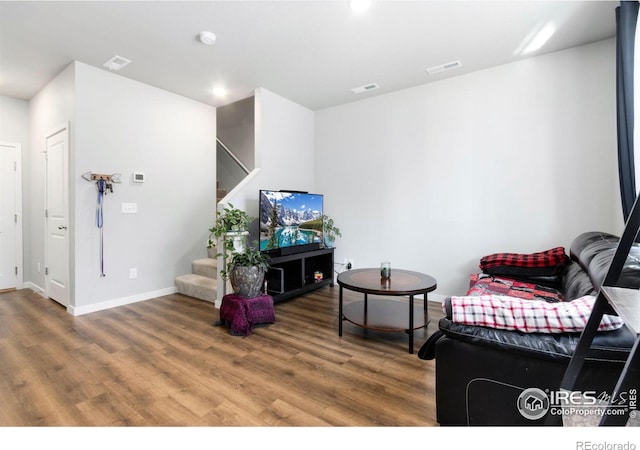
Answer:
(212, 87, 227, 97)
(102, 55, 131, 71)
(350, 0, 372, 13)
(199, 31, 217, 45)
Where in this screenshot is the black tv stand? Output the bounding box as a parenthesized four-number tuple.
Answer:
(265, 247, 335, 303)
(279, 242, 320, 256)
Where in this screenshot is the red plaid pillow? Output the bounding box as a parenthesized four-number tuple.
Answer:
(479, 247, 569, 271)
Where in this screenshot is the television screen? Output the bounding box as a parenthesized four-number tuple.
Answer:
(259, 190, 323, 252)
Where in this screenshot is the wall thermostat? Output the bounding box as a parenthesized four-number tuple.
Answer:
(133, 172, 145, 183)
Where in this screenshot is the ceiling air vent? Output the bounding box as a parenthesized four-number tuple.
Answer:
(426, 60, 462, 75)
(102, 55, 132, 71)
(350, 83, 380, 94)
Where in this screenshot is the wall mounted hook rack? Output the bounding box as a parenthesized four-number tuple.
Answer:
(81, 172, 122, 183)
(81, 172, 122, 194)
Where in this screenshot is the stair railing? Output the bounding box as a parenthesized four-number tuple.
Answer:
(216, 138, 251, 203)
(217, 138, 250, 175)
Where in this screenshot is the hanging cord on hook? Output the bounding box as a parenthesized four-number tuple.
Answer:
(96, 178, 107, 277)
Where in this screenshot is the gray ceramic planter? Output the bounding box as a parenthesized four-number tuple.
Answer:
(229, 266, 266, 298)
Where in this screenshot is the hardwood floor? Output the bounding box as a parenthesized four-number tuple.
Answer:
(0, 286, 443, 427)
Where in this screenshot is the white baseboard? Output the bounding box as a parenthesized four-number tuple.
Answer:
(69, 286, 178, 316)
(23, 281, 46, 298)
(428, 293, 446, 304)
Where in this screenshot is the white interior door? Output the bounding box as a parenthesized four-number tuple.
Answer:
(45, 125, 69, 307)
(0, 142, 22, 291)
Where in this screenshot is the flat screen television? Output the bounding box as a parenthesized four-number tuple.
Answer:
(259, 190, 323, 255)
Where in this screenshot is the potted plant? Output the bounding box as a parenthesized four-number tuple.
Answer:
(226, 245, 271, 298)
(208, 203, 253, 255)
(322, 214, 342, 248)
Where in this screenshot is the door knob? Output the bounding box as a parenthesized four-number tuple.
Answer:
(58, 226, 67, 230)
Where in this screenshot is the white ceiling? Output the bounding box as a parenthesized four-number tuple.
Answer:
(0, 1, 618, 111)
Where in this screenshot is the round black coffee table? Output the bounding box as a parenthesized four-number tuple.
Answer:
(337, 268, 437, 354)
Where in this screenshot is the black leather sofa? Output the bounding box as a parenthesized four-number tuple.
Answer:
(425, 231, 638, 426)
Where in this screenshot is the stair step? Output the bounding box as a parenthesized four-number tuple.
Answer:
(175, 274, 217, 303)
(193, 258, 217, 279)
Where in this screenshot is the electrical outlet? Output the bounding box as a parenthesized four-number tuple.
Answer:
(347, 259, 354, 269)
(129, 268, 137, 279)
(122, 202, 138, 214)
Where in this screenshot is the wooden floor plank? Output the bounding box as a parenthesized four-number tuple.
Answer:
(0, 286, 443, 426)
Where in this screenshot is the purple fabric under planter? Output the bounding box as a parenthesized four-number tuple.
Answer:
(217, 294, 275, 336)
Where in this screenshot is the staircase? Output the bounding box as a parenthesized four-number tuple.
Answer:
(175, 184, 226, 303)
(175, 257, 218, 303)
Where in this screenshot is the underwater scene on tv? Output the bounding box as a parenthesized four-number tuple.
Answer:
(259, 190, 323, 251)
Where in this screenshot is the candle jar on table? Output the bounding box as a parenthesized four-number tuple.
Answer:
(380, 261, 391, 280)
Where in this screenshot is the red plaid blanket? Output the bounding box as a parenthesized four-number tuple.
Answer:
(467, 273, 563, 302)
(447, 295, 623, 333)
(479, 247, 569, 271)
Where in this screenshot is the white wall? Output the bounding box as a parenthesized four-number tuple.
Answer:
(315, 39, 622, 298)
(0, 95, 29, 144)
(217, 95, 255, 169)
(72, 62, 216, 314)
(225, 87, 315, 218)
(0, 95, 30, 278)
(28, 64, 76, 293)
